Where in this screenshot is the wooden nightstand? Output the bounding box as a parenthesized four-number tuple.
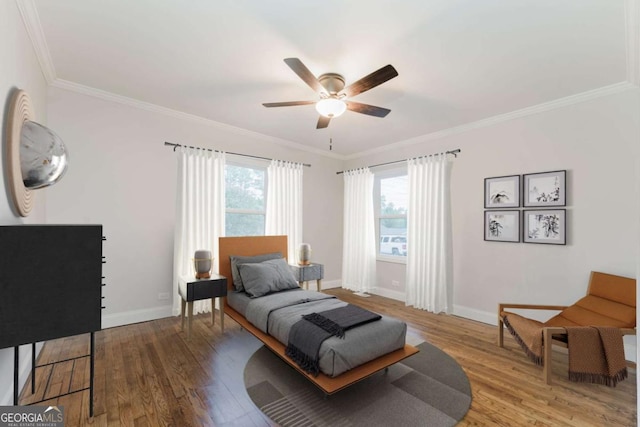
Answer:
(290, 263, 324, 291)
(178, 274, 227, 339)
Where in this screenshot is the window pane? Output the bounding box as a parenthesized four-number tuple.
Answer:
(379, 218, 407, 256)
(225, 213, 265, 236)
(379, 175, 408, 257)
(225, 164, 265, 210)
(380, 175, 408, 214)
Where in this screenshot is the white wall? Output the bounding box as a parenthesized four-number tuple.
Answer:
(345, 89, 640, 357)
(45, 87, 344, 327)
(44, 85, 639, 356)
(0, 0, 50, 405)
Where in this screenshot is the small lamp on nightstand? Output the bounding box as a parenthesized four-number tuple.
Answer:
(193, 249, 213, 279)
(298, 243, 311, 265)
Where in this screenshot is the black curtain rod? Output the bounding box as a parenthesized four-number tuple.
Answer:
(164, 141, 311, 167)
(335, 149, 461, 175)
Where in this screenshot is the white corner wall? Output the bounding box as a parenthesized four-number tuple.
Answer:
(0, 0, 50, 405)
(345, 89, 640, 359)
(44, 87, 344, 328)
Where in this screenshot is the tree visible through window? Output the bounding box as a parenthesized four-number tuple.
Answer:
(225, 163, 266, 236)
(377, 174, 408, 258)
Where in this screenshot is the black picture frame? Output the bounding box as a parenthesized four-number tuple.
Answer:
(523, 209, 566, 245)
(484, 175, 520, 208)
(523, 170, 566, 207)
(484, 210, 520, 242)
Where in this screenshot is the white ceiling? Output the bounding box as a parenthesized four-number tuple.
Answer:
(24, 0, 635, 157)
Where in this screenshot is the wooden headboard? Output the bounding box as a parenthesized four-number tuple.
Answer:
(218, 235, 288, 290)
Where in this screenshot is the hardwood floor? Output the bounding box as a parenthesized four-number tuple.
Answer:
(19, 289, 637, 426)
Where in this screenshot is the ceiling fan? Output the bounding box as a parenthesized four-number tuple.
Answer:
(263, 58, 398, 129)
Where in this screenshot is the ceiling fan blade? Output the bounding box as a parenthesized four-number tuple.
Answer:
(263, 101, 316, 108)
(340, 65, 398, 98)
(284, 58, 327, 95)
(316, 115, 331, 129)
(345, 101, 391, 118)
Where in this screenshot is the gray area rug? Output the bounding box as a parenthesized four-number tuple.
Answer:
(244, 342, 472, 427)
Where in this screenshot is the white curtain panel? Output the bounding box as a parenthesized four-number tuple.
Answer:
(342, 168, 376, 294)
(405, 154, 453, 313)
(265, 160, 303, 262)
(173, 147, 226, 315)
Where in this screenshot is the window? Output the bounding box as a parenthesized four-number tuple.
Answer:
(225, 162, 266, 236)
(375, 171, 408, 261)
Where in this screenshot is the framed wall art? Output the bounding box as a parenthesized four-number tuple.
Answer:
(484, 175, 520, 208)
(523, 170, 566, 207)
(523, 209, 566, 245)
(484, 210, 520, 243)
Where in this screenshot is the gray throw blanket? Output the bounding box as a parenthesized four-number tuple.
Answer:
(285, 304, 382, 376)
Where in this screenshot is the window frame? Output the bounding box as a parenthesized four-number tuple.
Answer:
(374, 166, 408, 264)
(224, 157, 268, 237)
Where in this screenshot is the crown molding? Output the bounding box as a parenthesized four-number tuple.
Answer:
(48, 77, 638, 163)
(346, 81, 636, 160)
(50, 79, 345, 160)
(16, 0, 56, 84)
(625, 0, 640, 86)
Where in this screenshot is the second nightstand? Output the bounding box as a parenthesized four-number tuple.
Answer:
(290, 263, 324, 291)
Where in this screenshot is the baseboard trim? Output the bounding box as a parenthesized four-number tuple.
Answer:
(370, 287, 405, 302)
(320, 280, 341, 290)
(370, 293, 501, 327)
(102, 305, 173, 329)
(452, 304, 496, 326)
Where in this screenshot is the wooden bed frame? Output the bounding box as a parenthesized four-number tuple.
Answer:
(219, 235, 419, 395)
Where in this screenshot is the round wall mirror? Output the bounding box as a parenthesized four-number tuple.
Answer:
(6, 89, 68, 216)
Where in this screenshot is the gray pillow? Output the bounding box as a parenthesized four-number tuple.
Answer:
(230, 252, 282, 292)
(238, 258, 300, 298)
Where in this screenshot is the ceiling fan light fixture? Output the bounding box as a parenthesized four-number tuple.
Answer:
(315, 98, 346, 118)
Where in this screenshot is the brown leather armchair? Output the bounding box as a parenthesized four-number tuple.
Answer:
(498, 271, 636, 384)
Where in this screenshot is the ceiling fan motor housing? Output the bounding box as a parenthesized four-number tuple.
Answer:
(318, 73, 345, 95)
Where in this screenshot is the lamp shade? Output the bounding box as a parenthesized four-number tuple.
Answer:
(298, 243, 311, 265)
(315, 98, 347, 118)
(193, 249, 213, 279)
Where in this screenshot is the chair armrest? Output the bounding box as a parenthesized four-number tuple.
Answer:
(499, 303, 569, 312)
(497, 304, 568, 348)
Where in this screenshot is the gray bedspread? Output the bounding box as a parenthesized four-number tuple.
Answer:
(245, 289, 339, 333)
(287, 304, 383, 376)
(228, 288, 407, 377)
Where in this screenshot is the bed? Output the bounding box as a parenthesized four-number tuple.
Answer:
(219, 235, 419, 395)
